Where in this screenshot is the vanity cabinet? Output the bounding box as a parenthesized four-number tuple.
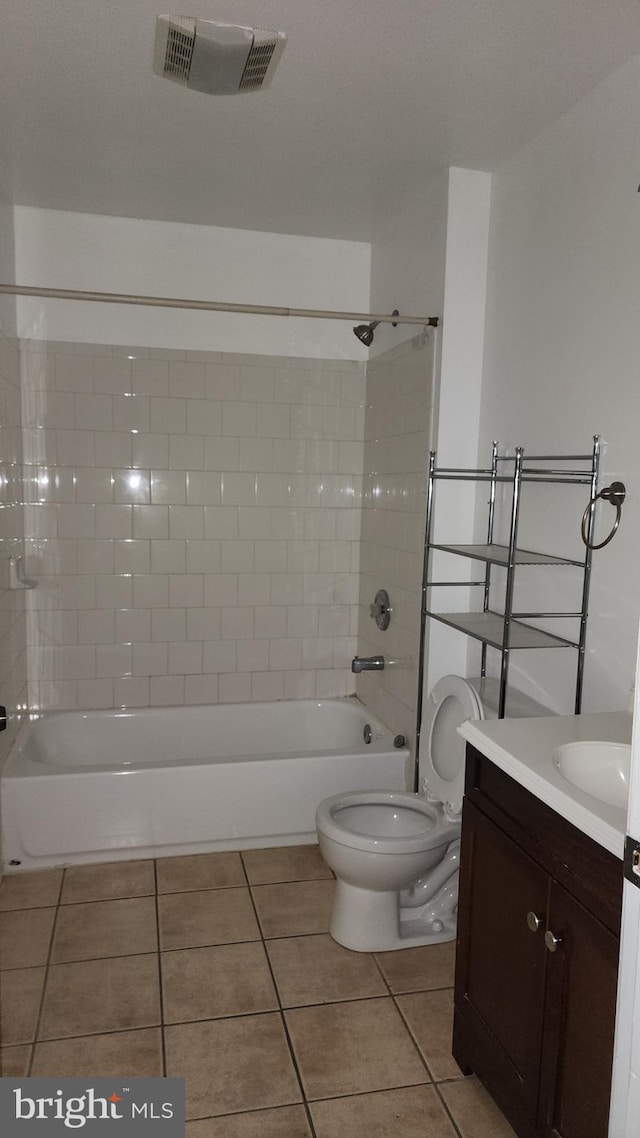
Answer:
(453, 746, 622, 1138)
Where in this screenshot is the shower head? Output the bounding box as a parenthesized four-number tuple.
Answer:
(353, 320, 379, 347)
(352, 309, 398, 347)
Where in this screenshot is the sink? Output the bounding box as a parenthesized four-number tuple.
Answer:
(553, 741, 631, 810)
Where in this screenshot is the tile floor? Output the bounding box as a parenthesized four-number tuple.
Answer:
(0, 845, 516, 1137)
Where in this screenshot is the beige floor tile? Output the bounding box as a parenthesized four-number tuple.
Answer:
(157, 852, 245, 893)
(165, 1013, 302, 1119)
(0, 870, 63, 911)
(61, 860, 155, 904)
(185, 1105, 312, 1137)
(439, 1077, 518, 1137)
(51, 897, 158, 963)
(375, 941, 456, 993)
(285, 997, 429, 1100)
(162, 942, 278, 1023)
(32, 1028, 163, 1077)
(242, 845, 332, 886)
(38, 954, 161, 1040)
(396, 989, 464, 1081)
(0, 907, 56, 970)
(252, 880, 334, 939)
(1, 1045, 32, 1076)
(0, 967, 46, 1044)
(267, 933, 386, 1007)
(311, 1085, 458, 1138)
(158, 888, 259, 950)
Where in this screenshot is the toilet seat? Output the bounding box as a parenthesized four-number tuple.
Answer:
(316, 791, 445, 854)
(422, 674, 484, 817)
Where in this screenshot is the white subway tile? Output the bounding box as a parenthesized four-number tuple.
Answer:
(269, 638, 302, 671)
(169, 574, 204, 608)
(222, 402, 257, 437)
(95, 504, 132, 539)
(302, 637, 333, 669)
(283, 670, 316, 699)
(286, 605, 318, 638)
(256, 404, 289, 438)
(131, 359, 169, 397)
(238, 573, 271, 606)
(286, 541, 319, 574)
(221, 473, 256, 507)
(169, 434, 204, 470)
(113, 676, 149, 707)
(74, 468, 113, 504)
(205, 363, 241, 401)
(150, 397, 186, 434)
(318, 541, 352, 573)
(304, 510, 337, 541)
(95, 574, 133, 609)
(315, 670, 349, 698)
(116, 609, 152, 644)
(133, 642, 169, 676)
(186, 607, 220, 641)
(186, 472, 222, 507)
(97, 643, 133, 678)
(113, 395, 150, 433)
(76, 678, 114, 709)
(133, 505, 169, 540)
(186, 399, 222, 436)
(169, 505, 204, 540)
(254, 606, 286, 639)
(219, 672, 251, 703)
(270, 573, 303, 606)
(151, 675, 184, 706)
(93, 357, 132, 395)
(150, 470, 186, 505)
(74, 393, 113, 431)
(57, 504, 95, 539)
(151, 540, 186, 574)
(54, 354, 94, 393)
(254, 540, 288, 573)
(76, 539, 115, 575)
(204, 506, 239, 540)
(238, 507, 272, 541)
(240, 366, 275, 403)
(251, 671, 284, 702)
(237, 640, 269, 672)
(203, 640, 237, 673)
(255, 473, 290, 508)
(221, 606, 254, 640)
(204, 437, 239, 471)
(169, 361, 205, 399)
(114, 539, 150, 575)
(133, 433, 169, 469)
(77, 608, 115, 644)
(185, 540, 221, 574)
(113, 469, 151, 505)
(94, 432, 132, 468)
(184, 673, 218, 704)
(152, 608, 186, 642)
(133, 574, 168, 609)
(220, 540, 254, 573)
(204, 574, 238, 608)
(290, 405, 323, 439)
(271, 508, 304, 541)
(303, 573, 335, 605)
(56, 575, 96, 610)
(239, 438, 273, 473)
(318, 605, 351, 638)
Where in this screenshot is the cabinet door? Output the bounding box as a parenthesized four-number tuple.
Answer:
(539, 881, 619, 1138)
(454, 801, 549, 1128)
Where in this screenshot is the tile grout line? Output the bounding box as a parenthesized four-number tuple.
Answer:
(27, 866, 67, 1075)
(240, 850, 319, 1138)
(153, 859, 168, 1078)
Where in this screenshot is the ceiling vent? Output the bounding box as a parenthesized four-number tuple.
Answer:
(153, 17, 287, 95)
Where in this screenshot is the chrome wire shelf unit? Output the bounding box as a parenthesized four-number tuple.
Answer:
(420, 437, 600, 720)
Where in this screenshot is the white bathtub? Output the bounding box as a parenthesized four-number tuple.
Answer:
(1, 698, 410, 870)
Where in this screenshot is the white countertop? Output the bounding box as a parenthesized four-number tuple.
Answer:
(459, 710, 631, 859)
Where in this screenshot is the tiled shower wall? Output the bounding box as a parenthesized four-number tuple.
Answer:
(0, 332, 28, 755)
(20, 343, 364, 710)
(356, 332, 435, 752)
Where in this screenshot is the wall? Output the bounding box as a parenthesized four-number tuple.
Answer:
(479, 55, 640, 712)
(21, 340, 363, 710)
(356, 333, 436, 752)
(13, 208, 371, 360)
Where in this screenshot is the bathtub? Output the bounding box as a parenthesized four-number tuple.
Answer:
(1, 698, 410, 870)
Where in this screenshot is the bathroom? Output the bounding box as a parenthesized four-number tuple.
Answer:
(1, 3, 640, 1136)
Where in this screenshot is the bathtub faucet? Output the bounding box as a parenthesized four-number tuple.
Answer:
(351, 655, 385, 673)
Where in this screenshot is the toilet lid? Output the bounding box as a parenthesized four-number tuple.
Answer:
(422, 675, 484, 816)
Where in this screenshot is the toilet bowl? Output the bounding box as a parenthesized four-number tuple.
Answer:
(316, 674, 549, 953)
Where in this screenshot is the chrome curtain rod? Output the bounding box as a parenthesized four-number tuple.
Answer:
(0, 284, 439, 327)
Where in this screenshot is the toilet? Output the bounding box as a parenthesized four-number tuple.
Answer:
(316, 674, 548, 952)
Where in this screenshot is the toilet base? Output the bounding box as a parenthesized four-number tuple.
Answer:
(329, 875, 458, 953)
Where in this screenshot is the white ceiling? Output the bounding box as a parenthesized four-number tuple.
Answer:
(2, 1, 640, 242)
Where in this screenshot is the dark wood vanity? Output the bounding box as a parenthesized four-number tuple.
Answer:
(453, 744, 623, 1138)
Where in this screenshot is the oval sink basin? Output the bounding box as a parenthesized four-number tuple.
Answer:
(553, 741, 631, 810)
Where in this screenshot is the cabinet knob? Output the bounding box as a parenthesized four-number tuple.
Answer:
(526, 911, 542, 932)
(544, 929, 562, 953)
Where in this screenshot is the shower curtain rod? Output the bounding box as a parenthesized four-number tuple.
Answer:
(0, 284, 439, 327)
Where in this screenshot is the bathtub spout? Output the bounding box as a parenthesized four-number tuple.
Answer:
(352, 655, 385, 673)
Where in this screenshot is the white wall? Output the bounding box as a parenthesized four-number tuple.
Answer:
(13, 208, 371, 360)
(479, 55, 640, 712)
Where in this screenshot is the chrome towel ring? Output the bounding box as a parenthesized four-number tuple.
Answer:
(581, 482, 626, 550)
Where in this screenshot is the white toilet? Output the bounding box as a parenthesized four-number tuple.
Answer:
(316, 674, 548, 952)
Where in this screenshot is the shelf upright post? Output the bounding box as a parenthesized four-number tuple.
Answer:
(574, 435, 600, 713)
(481, 442, 500, 682)
(415, 451, 438, 787)
(499, 447, 524, 717)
